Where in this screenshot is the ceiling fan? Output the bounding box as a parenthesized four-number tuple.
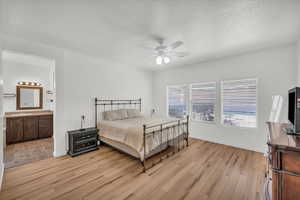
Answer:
(149, 37, 189, 65)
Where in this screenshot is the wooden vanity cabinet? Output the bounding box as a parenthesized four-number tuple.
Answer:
(6, 117, 24, 144)
(23, 116, 39, 141)
(38, 115, 53, 138)
(6, 114, 53, 144)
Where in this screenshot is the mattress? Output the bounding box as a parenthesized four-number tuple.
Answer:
(97, 116, 186, 161)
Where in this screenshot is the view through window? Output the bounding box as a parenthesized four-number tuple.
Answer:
(221, 79, 257, 128)
(191, 82, 216, 122)
(167, 85, 188, 118)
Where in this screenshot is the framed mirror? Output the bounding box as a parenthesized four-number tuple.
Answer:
(16, 85, 43, 110)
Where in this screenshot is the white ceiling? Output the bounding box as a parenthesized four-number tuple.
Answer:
(2, 50, 55, 68)
(1, 0, 300, 70)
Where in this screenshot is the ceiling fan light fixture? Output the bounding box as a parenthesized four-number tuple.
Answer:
(149, 38, 187, 66)
(164, 56, 170, 64)
(156, 56, 163, 65)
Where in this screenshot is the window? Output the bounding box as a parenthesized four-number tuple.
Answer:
(167, 85, 188, 118)
(191, 82, 216, 122)
(221, 79, 257, 128)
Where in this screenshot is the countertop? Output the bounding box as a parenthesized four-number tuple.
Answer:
(267, 122, 300, 152)
(4, 110, 53, 118)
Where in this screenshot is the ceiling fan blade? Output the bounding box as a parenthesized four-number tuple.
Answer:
(149, 34, 164, 45)
(169, 51, 189, 57)
(168, 41, 184, 50)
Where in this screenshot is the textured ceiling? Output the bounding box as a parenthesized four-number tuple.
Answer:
(2, 50, 55, 68)
(1, 0, 300, 70)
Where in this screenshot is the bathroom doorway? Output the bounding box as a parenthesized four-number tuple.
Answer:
(2, 50, 56, 168)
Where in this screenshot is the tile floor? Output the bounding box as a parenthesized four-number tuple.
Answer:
(4, 137, 53, 168)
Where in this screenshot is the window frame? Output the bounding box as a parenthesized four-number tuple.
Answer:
(189, 81, 217, 124)
(166, 84, 189, 118)
(220, 78, 258, 129)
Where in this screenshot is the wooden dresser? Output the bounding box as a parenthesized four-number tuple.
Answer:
(267, 122, 300, 200)
(5, 110, 53, 144)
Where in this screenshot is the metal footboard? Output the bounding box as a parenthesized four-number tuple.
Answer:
(142, 115, 189, 172)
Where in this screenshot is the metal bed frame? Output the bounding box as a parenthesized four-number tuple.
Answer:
(95, 98, 189, 172)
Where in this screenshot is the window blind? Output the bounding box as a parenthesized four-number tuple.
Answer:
(191, 82, 216, 121)
(167, 85, 188, 118)
(221, 79, 257, 128)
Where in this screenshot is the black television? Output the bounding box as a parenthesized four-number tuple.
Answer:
(288, 87, 300, 134)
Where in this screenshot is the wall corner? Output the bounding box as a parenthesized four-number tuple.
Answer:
(297, 40, 300, 86)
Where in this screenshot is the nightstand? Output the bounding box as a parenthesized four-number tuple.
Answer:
(68, 127, 99, 156)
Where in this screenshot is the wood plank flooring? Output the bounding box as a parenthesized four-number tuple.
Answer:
(0, 139, 266, 200)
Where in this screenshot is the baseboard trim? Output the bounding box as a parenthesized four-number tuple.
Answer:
(189, 136, 266, 153)
(0, 162, 4, 191)
(53, 150, 67, 157)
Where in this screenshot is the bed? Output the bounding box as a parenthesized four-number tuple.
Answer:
(95, 98, 189, 171)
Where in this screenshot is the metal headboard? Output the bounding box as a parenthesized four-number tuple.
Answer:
(94, 98, 142, 127)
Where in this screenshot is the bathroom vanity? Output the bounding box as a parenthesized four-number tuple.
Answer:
(5, 110, 53, 144)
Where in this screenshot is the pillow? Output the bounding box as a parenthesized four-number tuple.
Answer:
(103, 109, 128, 120)
(116, 109, 128, 119)
(127, 109, 142, 118)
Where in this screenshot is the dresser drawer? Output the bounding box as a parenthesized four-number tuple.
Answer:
(74, 132, 97, 141)
(282, 151, 300, 174)
(281, 173, 300, 200)
(74, 141, 97, 153)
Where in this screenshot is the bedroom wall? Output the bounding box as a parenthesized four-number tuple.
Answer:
(298, 40, 300, 85)
(153, 43, 297, 153)
(1, 35, 153, 157)
(56, 51, 153, 156)
(59, 50, 153, 155)
(0, 40, 4, 188)
(62, 50, 152, 128)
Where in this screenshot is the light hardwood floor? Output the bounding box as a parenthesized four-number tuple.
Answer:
(0, 139, 266, 200)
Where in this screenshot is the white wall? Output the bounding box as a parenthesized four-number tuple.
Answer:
(62, 50, 152, 128)
(0, 38, 4, 188)
(298, 40, 300, 85)
(55, 50, 153, 155)
(3, 54, 54, 112)
(0, 35, 153, 157)
(153, 44, 297, 153)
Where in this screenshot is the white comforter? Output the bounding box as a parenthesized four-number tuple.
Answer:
(98, 116, 185, 160)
